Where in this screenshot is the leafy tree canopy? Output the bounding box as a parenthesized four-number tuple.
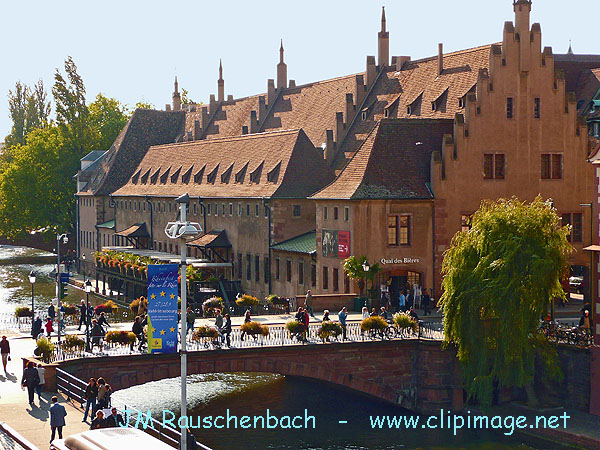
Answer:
(438, 197, 570, 407)
(88, 93, 128, 151)
(4, 80, 51, 149)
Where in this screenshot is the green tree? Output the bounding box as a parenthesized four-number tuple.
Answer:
(438, 197, 570, 407)
(88, 93, 128, 151)
(4, 80, 51, 148)
(343, 255, 381, 298)
(134, 100, 154, 110)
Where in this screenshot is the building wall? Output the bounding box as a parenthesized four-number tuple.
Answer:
(271, 250, 314, 299)
(431, 15, 595, 296)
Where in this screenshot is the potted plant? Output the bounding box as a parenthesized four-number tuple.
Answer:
(360, 316, 388, 334)
(285, 320, 306, 335)
(15, 306, 33, 318)
(62, 304, 78, 316)
(202, 297, 224, 317)
(62, 334, 85, 353)
(267, 294, 289, 308)
(34, 336, 55, 363)
(317, 321, 343, 342)
(95, 300, 118, 315)
(343, 255, 381, 309)
(192, 325, 220, 340)
(240, 321, 269, 339)
(392, 312, 418, 334)
(105, 330, 136, 346)
(236, 294, 259, 309)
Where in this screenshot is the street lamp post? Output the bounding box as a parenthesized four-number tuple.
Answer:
(81, 253, 86, 279)
(362, 260, 370, 307)
(85, 279, 92, 352)
(165, 193, 202, 450)
(56, 233, 68, 344)
(29, 271, 36, 330)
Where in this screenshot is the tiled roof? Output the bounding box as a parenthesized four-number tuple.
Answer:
(116, 222, 149, 238)
(112, 129, 334, 199)
(271, 230, 316, 255)
(188, 229, 231, 248)
(335, 45, 493, 167)
(81, 109, 186, 196)
(312, 119, 453, 200)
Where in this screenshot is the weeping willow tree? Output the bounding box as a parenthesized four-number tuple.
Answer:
(438, 197, 571, 407)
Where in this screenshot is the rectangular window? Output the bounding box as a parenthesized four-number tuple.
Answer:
(344, 273, 350, 293)
(246, 204, 250, 216)
(246, 254, 251, 281)
(158, 242, 162, 251)
(494, 154, 505, 179)
(298, 262, 304, 285)
(484, 154, 494, 179)
(275, 258, 280, 280)
(264, 257, 269, 284)
(207, 204, 211, 215)
(324, 207, 328, 220)
(573, 213, 583, 243)
(238, 253, 243, 278)
(334, 207, 339, 220)
(193, 203, 197, 215)
(484, 153, 505, 180)
(541, 153, 562, 179)
(506, 97, 513, 118)
(551, 154, 562, 179)
(534, 98, 541, 118)
(255, 255, 260, 282)
(286, 260, 292, 283)
(214, 204, 218, 216)
(255, 204, 259, 217)
(293, 205, 301, 217)
(322, 266, 329, 290)
(399, 215, 411, 245)
(238, 203, 243, 216)
(461, 214, 473, 232)
(541, 154, 551, 179)
(221, 203, 225, 216)
(344, 206, 349, 222)
(311, 264, 316, 287)
(332, 268, 339, 292)
(388, 216, 398, 246)
(229, 203, 233, 216)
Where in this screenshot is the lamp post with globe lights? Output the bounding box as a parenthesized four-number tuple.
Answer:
(29, 271, 36, 329)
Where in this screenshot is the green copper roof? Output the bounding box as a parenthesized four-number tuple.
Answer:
(97, 219, 115, 229)
(271, 231, 316, 255)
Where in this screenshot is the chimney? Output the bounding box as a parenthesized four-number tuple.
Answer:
(345, 93, 355, 125)
(289, 80, 296, 88)
(277, 39, 287, 90)
(165, 104, 171, 111)
(209, 94, 216, 115)
(366, 56, 376, 87)
(242, 125, 248, 135)
(194, 120, 202, 141)
(354, 74, 366, 107)
(172, 76, 181, 111)
(217, 59, 225, 102)
(438, 43, 444, 76)
(201, 106, 209, 130)
(267, 79, 276, 106)
(335, 112, 345, 143)
(258, 96, 266, 123)
(325, 129, 335, 165)
(227, 94, 233, 101)
(250, 110, 258, 133)
(377, 6, 389, 68)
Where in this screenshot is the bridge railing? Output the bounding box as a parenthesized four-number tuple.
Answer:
(55, 368, 214, 449)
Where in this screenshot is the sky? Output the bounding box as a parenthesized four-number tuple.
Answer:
(1, 0, 598, 140)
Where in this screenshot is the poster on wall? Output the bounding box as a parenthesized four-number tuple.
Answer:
(147, 264, 179, 354)
(322, 230, 351, 258)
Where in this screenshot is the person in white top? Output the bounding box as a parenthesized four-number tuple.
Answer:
(35, 363, 45, 402)
(361, 306, 369, 320)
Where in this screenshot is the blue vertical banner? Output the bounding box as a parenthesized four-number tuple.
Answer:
(147, 264, 179, 354)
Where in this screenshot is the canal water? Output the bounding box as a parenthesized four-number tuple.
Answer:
(0, 246, 561, 450)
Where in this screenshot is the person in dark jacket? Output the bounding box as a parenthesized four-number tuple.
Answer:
(82, 378, 98, 422)
(50, 395, 67, 442)
(31, 316, 43, 340)
(105, 407, 124, 428)
(1, 336, 10, 374)
(221, 313, 232, 347)
(97, 312, 110, 331)
(21, 361, 40, 405)
(78, 300, 87, 331)
(131, 316, 144, 351)
(240, 310, 251, 341)
(90, 410, 106, 430)
(90, 319, 104, 352)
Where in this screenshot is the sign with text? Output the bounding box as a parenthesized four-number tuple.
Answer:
(322, 230, 351, 258)
(147, 264, 179, 354)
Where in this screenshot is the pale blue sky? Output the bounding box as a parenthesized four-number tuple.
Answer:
(1, 0, 597, 140)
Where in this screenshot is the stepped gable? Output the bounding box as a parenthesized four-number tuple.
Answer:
(312, 119, 453, 200)
(261, 74, 356, 147)
(82, 109, 186, 196)
(113, 129, 334, 199)
(336, 45, 492, 167)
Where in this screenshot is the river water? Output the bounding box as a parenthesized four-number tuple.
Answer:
(1, 246, 562, 450)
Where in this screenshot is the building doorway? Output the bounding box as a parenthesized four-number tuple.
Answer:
(379, 270, 422, 311)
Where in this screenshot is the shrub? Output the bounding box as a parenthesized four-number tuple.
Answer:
(15, 306, 33, 318)
(95, 300, 118, 315)
(130, 297, 148, 315)
(62, 304, 78, 316)
(202, 297, 224, 317)
(105, 330, 136, 345)
(361, 316, 388, 332)
(35, 337, 55, 363)
(240, 321, 269, 336)
(392, 312, 418, 332)
(318, 321, 343, 340)
(236, 294, 259, 308)
(285, 320, 306, 334)
(192, 326, 219, 341)
(267, 295, 288, 306)
(62, 334, 85, 352)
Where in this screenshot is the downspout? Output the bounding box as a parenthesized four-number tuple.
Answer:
(262, 197, 272, 295)
(197, 198, 207, 237)
(145, 195, 153, 249)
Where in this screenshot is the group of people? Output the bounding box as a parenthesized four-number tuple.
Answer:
(211, 308, 233, 346)
(362, 305, 420, 322)
(384, 288, 433, 316)
(21, 361, 46, 405)
(82, 377, 113, 423)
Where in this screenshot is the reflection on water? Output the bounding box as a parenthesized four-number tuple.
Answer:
(114, 374, 554, 450)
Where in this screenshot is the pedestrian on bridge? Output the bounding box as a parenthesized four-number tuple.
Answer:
(0, 336, 10, 374)
(45, 318, 54, 338)
(21, 361, 40, 405)
(305, 290, 314, 317)
(338, 307, 348, 340)
(82, 378, 98, 423)
(78, 300, 87, 331)
(222, 313, 232, 347)
(50, 395, 67, 443)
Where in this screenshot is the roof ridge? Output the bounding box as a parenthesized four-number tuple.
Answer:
(404, 43, 497, 66)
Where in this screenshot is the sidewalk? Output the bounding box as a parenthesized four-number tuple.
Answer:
(0, 337, 89, 450)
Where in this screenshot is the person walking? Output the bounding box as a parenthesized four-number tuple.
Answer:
(338, 306, 348, 340)
(186, 306, 196, 336)
(50, 396, 67, 443)
(97, 312, 110, 332)
(222, 313, 232, 347)
(78, 300, 87, 331)
(214, 309, 224, 344)
(0, 336, 10, 374)
(240, 310, 251, 341)
(132, 316, 144, 351)
(96, 378, 108, 412)
(105, 407, 124, 428)
(305, 290, 314, 317)
(45, 317, 54, 338)
(422, 289, 431, 316)
(47, 304, 55, 322)
(21, 361, 40, 405)
(90, 319, 104, 352)
(35, 363, 45, 402)
(31, 316, 43, 340)
(82, 378, 98, 423)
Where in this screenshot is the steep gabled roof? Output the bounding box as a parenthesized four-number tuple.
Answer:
(113, 129, 334, 199)
(312, 119, 453, 200)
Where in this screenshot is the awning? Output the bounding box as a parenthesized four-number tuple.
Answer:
(116, 222, 149, 238)
(584, 245, 600, 252)
(97, 219, 115, 229)
(271, 231, 316, 255)
(188, 229, 231, 248)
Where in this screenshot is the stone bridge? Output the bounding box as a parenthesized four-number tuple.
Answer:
(0, 233, 74, 254)
(51, 340, 463, 414)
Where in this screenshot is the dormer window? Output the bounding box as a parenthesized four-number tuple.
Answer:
(384, 109, 390, 118)
(407, 105, 412, 115)
(458, 97, 465, 108)
(431, 101, 436, 111)
(361, 111, 367, 121)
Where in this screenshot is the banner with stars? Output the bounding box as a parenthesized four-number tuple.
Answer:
(147, 264, 179, 354)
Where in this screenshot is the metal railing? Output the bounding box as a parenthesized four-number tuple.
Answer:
(56, 368, 213, 449)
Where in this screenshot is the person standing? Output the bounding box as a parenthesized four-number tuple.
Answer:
(132, 316, 144, 351)
(31, 316, 43, 340)
(322, 310, 330, 321)
(240, 310, 251, 341)
(422, 289, 431, 316)
(82, 378, 98, 422)
(78, 300, 87, 331)
(338, 306, 348, 340)
(50, 396, 67, 442)
(47, 304, 55, 322)
(580, 310, 593, 335)
(0, 336, 10, 374)
(35, 363, 46, 402)
(96, 378, 108, 412)
(399, 291, 406, 312)
(21, 361, 40, 405)
(222, 313, 232, 347)
(90, 319, 104, 352)
(361, 306, 369, 320)
(45, 318, 54, 338)
(214, 310, 224, 344)
(97, 312, 110, 332)
(305, 290, 314, 317)
(186, 306, 196, 336)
